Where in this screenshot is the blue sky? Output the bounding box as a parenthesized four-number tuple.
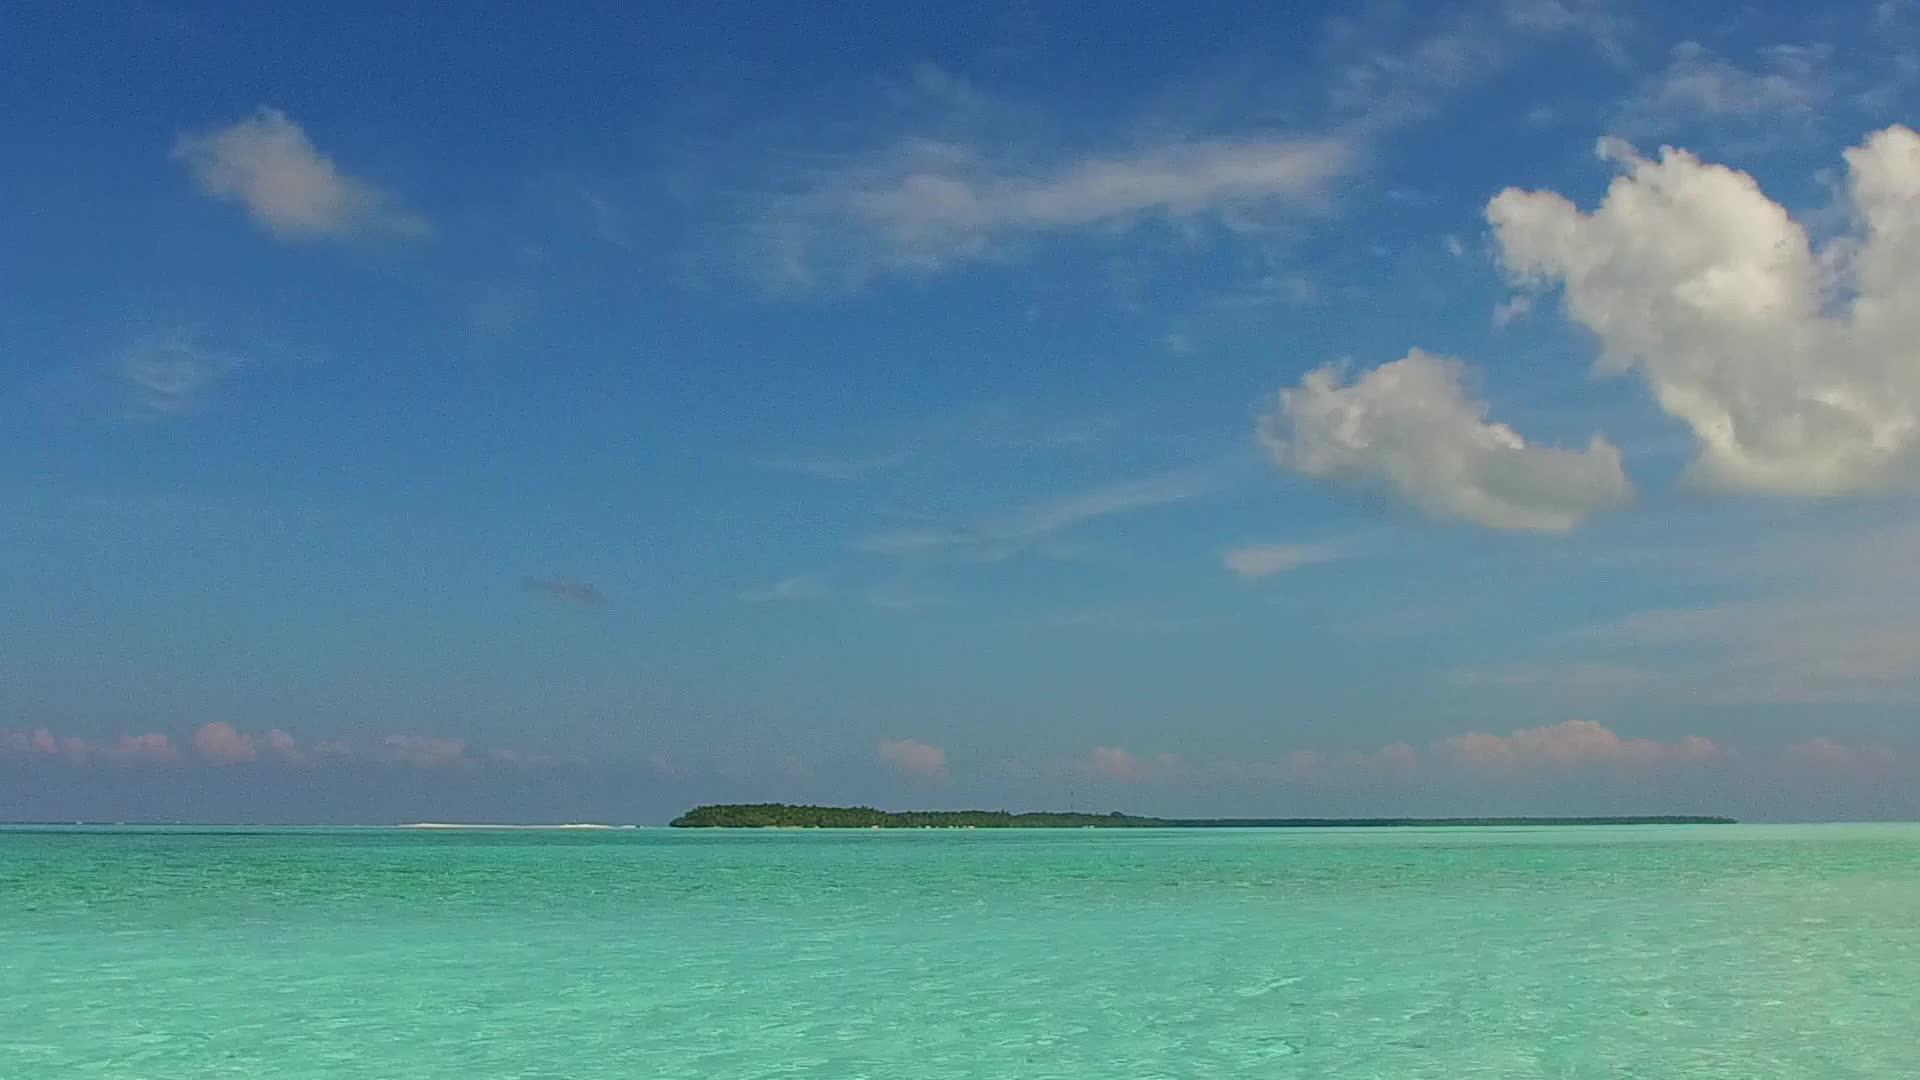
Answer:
(6, 0, 1920, 822)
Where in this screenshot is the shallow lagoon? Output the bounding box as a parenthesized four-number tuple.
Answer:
(4, 824, 1915, 1078)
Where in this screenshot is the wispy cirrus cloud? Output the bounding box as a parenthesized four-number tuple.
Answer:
(745, 1, 1640, 286)
(741, 575, 829, 604)
(1222, 542, 1340, 578)
(747, 401, 1125, 487)
(118, 334, 245, 420)
(753, 452, 914, 482)
(1325, 0, 1631, 131)
(1447, 662, 1653, 691)
(1029, 608, 1222, 635)
(524, 577, 605, 606)
(174, 107, 430, 240)
(1615, 41, 1831, 143)
(744, 0, 1624, 292)
(863, 586, 945, 612)
(861, 467, 1217, 562)
(754, 132, 1357, 288)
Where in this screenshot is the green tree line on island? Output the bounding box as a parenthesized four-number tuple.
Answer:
(668, 804, 1736, 829)
(668, 804, 1166, 828)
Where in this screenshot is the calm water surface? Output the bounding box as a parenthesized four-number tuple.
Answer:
(3, 824, 1916, 1078)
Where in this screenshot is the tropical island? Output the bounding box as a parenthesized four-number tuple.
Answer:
(668, 804, 1736, 828)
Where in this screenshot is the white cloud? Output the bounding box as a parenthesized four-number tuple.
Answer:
(1258, 349, 1633, 531)
(174, 108, 429, 240)
(1491, 294, 1533, 328)
(1491, 125, 1920, 495)
(1222, 543, 1339, 578)
(757, 134, 1355, 285)
(876, 738, 945, 775)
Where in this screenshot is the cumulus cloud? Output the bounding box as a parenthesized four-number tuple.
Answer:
(1222, 543, 1339, 578)
(876, 738, 945, 775)
(2, 729, 77, 764)
(1491, 125, 1920, 495)
(186, 723, 305, 765)
(106, 734, 179, 766)
(173, 108, 429, 240)
(1085, 746, 1179, 782)
(1, 729, 180, 767)
(758, 135, 1354, 285)
(263, 728, 301, 760)
(1437, 719, 1721, 772)
(2, 726, 571, 772)
(524, 577, 605, 606)
(193, 722, 257, 765)
(1258, 349, 1633, 531)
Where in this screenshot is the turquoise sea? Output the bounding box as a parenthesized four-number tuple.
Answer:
(3, 824, 1916, 1078)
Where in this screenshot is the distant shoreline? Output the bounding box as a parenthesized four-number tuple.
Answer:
(669, 804, 1738, 829)
(401, 822, 638, 830)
